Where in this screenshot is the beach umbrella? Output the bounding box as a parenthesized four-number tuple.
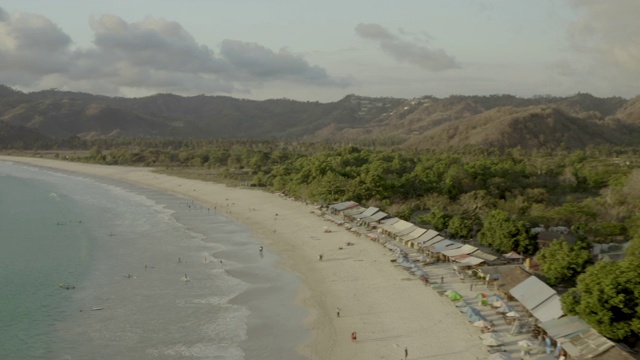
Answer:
(463, 306, 481, 318)
(495, 305, 513, 314)
(459, 306, 470, 313)
(487, 294, 503, 303)
(482, 337, 504, 346)
(476, 293, 488, 300)
(448, 292, 463, 301)
(455, 300, 468, 308)
(473, 320, 493, 328)
(517, 340, 533, 347)
(444, 289, 457, 296)
(468, 314, 485, 323)
(505, 311, 520, 318)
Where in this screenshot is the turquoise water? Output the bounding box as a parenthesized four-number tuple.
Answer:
(0, 161, 308, 360)
(0, 171, 97, 358)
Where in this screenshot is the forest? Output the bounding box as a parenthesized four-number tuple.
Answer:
(14, 138, 640, 344)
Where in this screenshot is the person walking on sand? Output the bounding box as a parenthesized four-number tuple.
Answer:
(336, 307, 341, 318)
(404, 346, 408, 360)
(351, 331, 357, 342)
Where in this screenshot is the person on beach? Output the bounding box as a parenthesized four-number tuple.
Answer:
(404, 347, 408, 360)
(351, 331, 357, 342)
(337, 307, 341, 318)
(441, 276, 444, 284)
(318, 254, 323, 261)
(259, 246, 263, 253)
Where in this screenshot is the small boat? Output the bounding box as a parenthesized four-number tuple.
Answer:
(91, 307, 103, 311)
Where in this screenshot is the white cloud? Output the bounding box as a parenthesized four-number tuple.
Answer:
(0, 9, 72, 83)
(0, 7, 350, 97)
(561, 0, 640, 96)
(355, 23, 460, 72)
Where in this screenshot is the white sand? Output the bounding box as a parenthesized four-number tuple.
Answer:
(2, 156, 500, 360)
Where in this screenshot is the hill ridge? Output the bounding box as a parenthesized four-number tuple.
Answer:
(0, 86, 639, 150)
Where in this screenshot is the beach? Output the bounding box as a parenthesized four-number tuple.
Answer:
(1, 156, 496, 360)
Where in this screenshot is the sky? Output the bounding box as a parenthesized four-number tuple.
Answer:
(1, 0, 639, 102)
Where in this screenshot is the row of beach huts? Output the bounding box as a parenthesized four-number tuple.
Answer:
(321, 200, 636, 360)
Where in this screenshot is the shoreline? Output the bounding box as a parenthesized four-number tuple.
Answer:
(1, 156, 491, 360)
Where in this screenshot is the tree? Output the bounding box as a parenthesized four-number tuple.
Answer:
(561, 257, 640, 342)
(427, 209, 451, 232)
(477, 210, 537, 254)
(511, 220, 539, 256)
(537, 239, 592, 286)
(625, 235, 640, 258)
(447, 215, 476, 239)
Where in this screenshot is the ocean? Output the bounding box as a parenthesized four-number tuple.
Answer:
(0, 160, 308, 360)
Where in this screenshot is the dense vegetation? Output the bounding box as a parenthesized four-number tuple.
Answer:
(11, 139, 640, 343)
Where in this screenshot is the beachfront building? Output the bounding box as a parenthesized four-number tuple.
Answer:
(327, 201, 359, 215)
(509, 275, 564, 323)
(358, 210, 388, 229)
(351, 206, 379, 223)
(413, 229, 440, 248)
(538, 316, 635, 360)
(401, 227, 427, 248)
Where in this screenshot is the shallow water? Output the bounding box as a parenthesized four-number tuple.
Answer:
(0, 161, 308, 360)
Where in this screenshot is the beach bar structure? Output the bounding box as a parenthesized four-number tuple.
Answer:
(342, 205, 367, 219)
(440, 244, 478, 262)
(492, 266, 533, 299)
(539, 317, 634, 360)
(393, 224, 419, 242)
(328, 201, 359, 215)
(401, 228, 427, 248)
(353, 206, 380, 221)
(359, 211, 389, 228)
(379, 219, 413, 238)
(413, 229, 440, 247)
(377, 217, 400, 233)
(509, 276, 564, 323)
(425, 240, 464, 261)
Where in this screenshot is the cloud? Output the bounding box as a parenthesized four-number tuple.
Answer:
(219, 40, 349, 86)
(0, 7, 349, 97)
(355, 23, 460, 72)
(562, 0, 640, 96)
(0, 8, 73, 84)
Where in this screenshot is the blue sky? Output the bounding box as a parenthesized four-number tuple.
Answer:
(1, 1, 638, 101)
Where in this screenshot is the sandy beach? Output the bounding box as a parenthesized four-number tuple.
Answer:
(1, 156, 513, 360)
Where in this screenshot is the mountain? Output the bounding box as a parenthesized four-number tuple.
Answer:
(1, 86, 639, 150)
(0, 121, 54, 149)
